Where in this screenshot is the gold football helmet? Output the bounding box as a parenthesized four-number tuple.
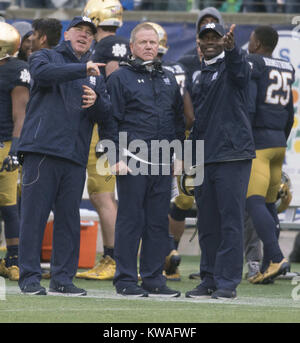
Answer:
(179, 173, 195, 197)
(146, 22, 169, 55)
(83, 0, 123, 28)
(276, 171, 293, 213)
(0, 22, 21, 61)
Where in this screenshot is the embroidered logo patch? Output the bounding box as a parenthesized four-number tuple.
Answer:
(211, 71, 218, 81)
(112, 44, 127, 58)
(89, 76, 96, 86)
(20, 69, 31, 84)
(163, 77, 171, 85)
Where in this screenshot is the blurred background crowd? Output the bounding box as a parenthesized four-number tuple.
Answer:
(0, 0, 299, 13)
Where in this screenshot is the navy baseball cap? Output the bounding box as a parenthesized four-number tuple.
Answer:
(198, 23, 225, 38)
(67, 16, 97, 34)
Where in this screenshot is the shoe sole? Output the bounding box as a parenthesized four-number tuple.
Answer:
(185, 294, 211, 299)
(48, 290, 87, 297)
(21, 290, 47, 295)
(211, 296, 237, 300)
(147, 293, 181, 298)
(117, 293, 149, 298)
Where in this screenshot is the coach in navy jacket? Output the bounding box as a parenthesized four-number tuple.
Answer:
(18, 36, 111, 166)
(190, 43, 255, 162)
(186, 23, 256, 300)
(103, 60, 185, 161)
(103, 23, 185, 297)
(18, 17, 111, 296)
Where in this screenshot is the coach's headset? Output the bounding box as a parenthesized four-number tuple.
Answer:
(120, 55, 163, 74)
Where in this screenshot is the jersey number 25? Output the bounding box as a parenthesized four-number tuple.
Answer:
(266, 69, 293, 106)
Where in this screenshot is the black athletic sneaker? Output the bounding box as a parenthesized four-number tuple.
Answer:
(188, 272, 201, 280)
(21, 282, 47, 295)
(185, 285, 215, 299)
(211, 289, 237, 300)
(48, 282, 87, 296)
(117, 285, 149, 297)
(142, 284, 181, 298)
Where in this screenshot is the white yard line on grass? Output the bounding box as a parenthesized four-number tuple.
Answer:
(3, 286, 300, 309)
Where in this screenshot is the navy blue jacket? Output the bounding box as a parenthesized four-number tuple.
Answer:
(103, 61, 185, 162)
(246, 53, 295, 150)
(18, 40, 111, 167)
(190, 46, 256, 164)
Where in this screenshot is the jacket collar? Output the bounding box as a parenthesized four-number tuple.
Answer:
(204, 51, 225, 66)
(55, 40, 92, 63)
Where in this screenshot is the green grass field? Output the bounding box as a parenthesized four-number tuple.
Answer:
(1, 254, 300, 324)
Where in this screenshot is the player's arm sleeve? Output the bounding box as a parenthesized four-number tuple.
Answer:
(11, 86, 30, 138)
(13, 64, 31, 90)
(246, 54, 263, 80)
(29, 50, 87, 86)
(246, 55, 263, 124)
(10, 64, 31, 139)
(225, 46, 251, 88)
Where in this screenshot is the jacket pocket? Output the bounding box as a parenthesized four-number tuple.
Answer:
(22, 154, 46, 186)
